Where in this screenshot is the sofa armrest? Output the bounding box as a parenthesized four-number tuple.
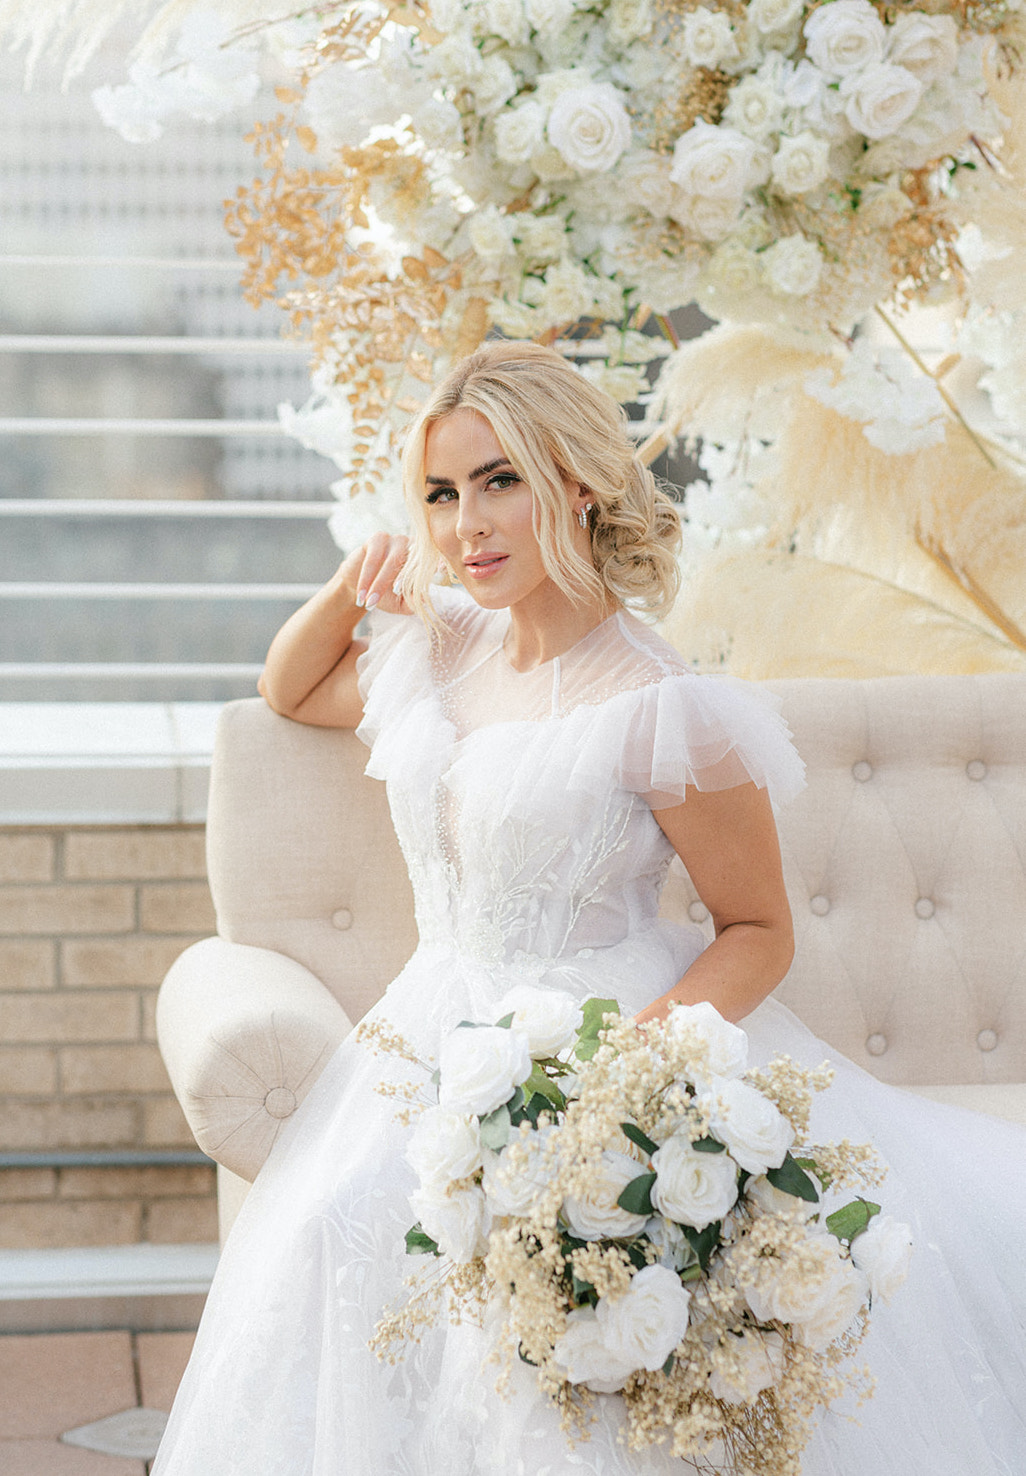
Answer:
(156, 937, 352, 1182)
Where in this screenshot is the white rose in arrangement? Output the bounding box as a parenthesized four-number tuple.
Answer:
(723, 76, 785, 139)
(409, 1180, 492, 1264)
(472, 54, 518, 113)
(525, 0, 575, 39)
(761, 233, 823, 296)
(709, 1328, 786, 1403)
(746, 1233, 868, 1350)
(581, 362, 649, 403)
(771, 131, 831, 195)
(426, 31, 482, 87)
(537, 256, 597, 325)
(597, 1264, 692, 1372)
(406, 1106, 483, 1187)
(513, 212, 567, 263)
(850, 1214, 913, 1304)
(665, 1001, 749, 1083)
(607, 0, 653, 47)
(645, 1213, 691, 1271)
(412, 97, 463, 151)
(483, 1126, 557, 1217)
(669, 121, 759, 200)
(494, 101, 547, 163)
(485, 0, 530, 46)
(620, 149, 675, 216)
(303, 66, 398, 149)
(748, 0, 803, 36)
(437, 1024, 533, 1117)
(651, 1132, 739, 1230)
(468, 204, 517, 259)
(551, 1305, 635, 1392)
(804, 0, 886, 78)
(494, 984, 583, 1058)
(547, 83, 632, 173)
(746, 1171, 819, 1221)
(563, 1148, 651, 1240)
(704, 238, 763, 296)
(672, 191, 743, 241)
(488, 297, 540, 337)
(794, 1256, 868, 1351)
(429, 0, 473, 33)
(681, 7, 737, 70)
(700, 1077, 794, 1175)
(886, 13, 959, 84)
(840, 62, 923, 140)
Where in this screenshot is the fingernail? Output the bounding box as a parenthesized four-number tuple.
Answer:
(355, 589, 366, 608)
(365, 591, 381, 610)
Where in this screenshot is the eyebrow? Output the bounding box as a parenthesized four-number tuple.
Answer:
(424, 457, 512, 486)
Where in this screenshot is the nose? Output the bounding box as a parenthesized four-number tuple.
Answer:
(454, 489, 489, 542)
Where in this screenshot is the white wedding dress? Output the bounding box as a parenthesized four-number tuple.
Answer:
(153, 591, 1026, 1476)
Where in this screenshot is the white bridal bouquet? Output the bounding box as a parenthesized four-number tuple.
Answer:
(363, 990, 912, 1473)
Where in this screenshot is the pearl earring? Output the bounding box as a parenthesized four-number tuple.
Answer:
(577, 502, 594, 529)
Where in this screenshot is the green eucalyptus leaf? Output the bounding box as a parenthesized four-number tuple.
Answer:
(616, 1171, 657, 1216)
(621, 1121, 659, 1157)
(525, 1064, 566, 1108)
(574, 998, 620, 1060)
(826, 1199, 881, 1244)
(405, 1223, 441, 1257)
(691, 1136, 727, 1154)
(495, 1012, 516, 1029)
(681, 1221, 721, 1270)
(661, 1352, 675, 1375)
(766, 1153, 820, 1204)
(479, 1103, 512, 1151)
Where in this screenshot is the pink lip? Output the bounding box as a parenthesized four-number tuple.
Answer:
(463, 554, 508, 579)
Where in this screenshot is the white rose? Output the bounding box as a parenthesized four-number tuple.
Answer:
(723, 76, 785, 139)
(412, 97, 463, 150)
(513, 213, 567, 264)
(494, 984, 583, 1057)
(437, 1024, 533, 1117)
(771, 131, 831, 195)
(551, 1305, 635, 1392)
(547, 83, 632, 173)
(563, 1149, 651, 1240)
(494, 101, 547, 163)
(537, 257, 596, 325)
(699, 1078, 794, 1175)
(850, 1214, 913, 1305)
(473, 54, 518, 113)
(704, 238, 762, 295)
(840, 62, 923, 140)
(409, 1180, 492, 1263)
(468, 204, 516, 260)
(886, 13, 959, 84)
(525, 0, 575, 38)
(645, 1213, 692, 1271)
(406, 1107, 483, 1187)
(671, 192, 743, 241)
(745, 1171, 819, 1220)
(804, 0, 886, 77)
(746, 1234, 867, 1350)
(426, 31, 482, 88)
(665, 1001, 749, 1082)
(709, 1329, 785, 1403)
(488, 297, 540, 336)
(597, 1264, 692, 1372)
(486, 0, 530, 45)
(669, 121, 759, 200)
(608, 0, 653, 46)
(620, 149, 675, 216)
(581, 362, 649, 403)
(748, 0, 803, 35)
(681, 7, 737, 69)
(761, 234, 823, 296)
(483, 1125, 557, 1217)
(651, 1133, 739, 1230)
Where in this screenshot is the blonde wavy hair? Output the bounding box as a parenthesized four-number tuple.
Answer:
(398, 341, 681, 626)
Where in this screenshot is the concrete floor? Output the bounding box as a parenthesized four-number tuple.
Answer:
(0, 1328, 194, 1474)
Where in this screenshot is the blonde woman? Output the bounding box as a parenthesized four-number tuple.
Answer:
(153, 343, 1026, 1475)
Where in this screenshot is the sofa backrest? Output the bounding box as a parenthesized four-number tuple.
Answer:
(207, 675, 1026, 1088)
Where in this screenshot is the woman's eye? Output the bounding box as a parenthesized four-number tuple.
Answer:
(425, 486, 457, 505)
(488, 473, 519, 491)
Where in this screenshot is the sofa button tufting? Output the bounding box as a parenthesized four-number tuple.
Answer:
(977, 1029, 998, 1053)
(688, 901, 709, 923)
(966, 760, 987, 781)
(264, 1086, 297, 1118)
(331, 907, 354, 930)
(866, 1033, 887, 1056)
(914, 897, 935, 920)
(852, 760, 873, 782)
(810, 894, 830, 916)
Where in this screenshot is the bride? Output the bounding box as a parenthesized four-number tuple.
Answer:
(153, 341, 1026, 1474)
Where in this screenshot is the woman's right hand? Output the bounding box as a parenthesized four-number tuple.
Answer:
(338, 533, 412, 617)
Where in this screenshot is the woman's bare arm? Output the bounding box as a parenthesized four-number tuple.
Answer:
(258, 533, 410, 729)
(634, 783, 794, 1026)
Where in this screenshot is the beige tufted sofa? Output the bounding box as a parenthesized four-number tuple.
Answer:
(156, 675, 1026, 1238)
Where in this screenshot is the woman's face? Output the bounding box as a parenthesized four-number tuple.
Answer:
(422, 408, 582, 613)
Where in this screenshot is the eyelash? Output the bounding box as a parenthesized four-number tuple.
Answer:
(425, 472, 519, 505)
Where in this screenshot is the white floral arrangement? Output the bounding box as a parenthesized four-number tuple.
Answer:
(362, 991, 912, 1473)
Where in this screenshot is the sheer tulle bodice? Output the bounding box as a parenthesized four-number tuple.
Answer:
(153, 592, 1026, 1476)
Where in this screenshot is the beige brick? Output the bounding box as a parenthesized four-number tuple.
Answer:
(61, 935, 200, 988)
(0, 1199, 141, 1249)
(59, 1164, 214, 1200)
(60, 1043, 171, 1094)
(0, 1098, 138, 1151)
(0, 1046, 57, 1095)
(140, 991, 158, 1042)
(0, 885, 135, 937)
(144, 1196, 218, 1244)
(142, 1095, 197, 1148)
(0, 940, 55, 991)
(0, 992, 139, 1045)
(0, 833, 56, 883)
(138, 883, 215, 935)
(63, 828, 207, 882)
(0, 1168, 57, 1202)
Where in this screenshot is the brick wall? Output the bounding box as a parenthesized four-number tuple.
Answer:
(0, 827, 218, 1248)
